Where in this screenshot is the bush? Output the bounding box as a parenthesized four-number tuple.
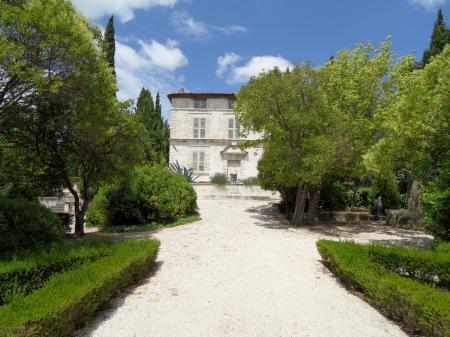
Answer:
(0, 240, 114, 305)
(56, 213, 72, 232)
(86, 165, 197, 228)
(0, 197, 64, 257)
(320, 181, 348, 211)
(211, 173, 227, 185)
(0, 239, 160, 337)
(421, 178, 450, 240)
(317, 240, 450, 337)
(368, 245, 450, 290)
(369, 175, 401, 212)
(242, 176, 260, 186)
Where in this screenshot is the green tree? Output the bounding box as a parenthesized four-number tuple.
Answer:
(103, 15, 116, 77)
(422, 9, 450, 65)
(235, 42, 393, 226)
(135, 89, 168, 162)
(365, 46, 450, 238)
(0, 0, 144, 235)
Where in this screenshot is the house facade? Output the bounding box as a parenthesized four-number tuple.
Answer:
(168, 90, 263, 183)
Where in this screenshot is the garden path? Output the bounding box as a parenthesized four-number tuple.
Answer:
(77, 199, 433, 337)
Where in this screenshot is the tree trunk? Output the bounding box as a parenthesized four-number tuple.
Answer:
(291, 184, 308, 227)
(306, 188, 321, 225)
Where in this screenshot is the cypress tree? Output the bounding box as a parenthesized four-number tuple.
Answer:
(135, 89, 168, 162)
(422, 9, 450, 65)
(103, 15, 116, 77)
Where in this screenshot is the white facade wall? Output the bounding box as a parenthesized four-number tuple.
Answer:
(169, 94, 263, 183)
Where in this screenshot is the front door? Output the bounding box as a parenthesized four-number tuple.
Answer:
(227, 160, 241, 183)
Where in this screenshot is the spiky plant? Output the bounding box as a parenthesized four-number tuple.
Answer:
(169, 161, 199, 183)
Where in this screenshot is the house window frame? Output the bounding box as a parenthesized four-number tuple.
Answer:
(228, 98, 236, 109)
(194, 99, 207, 109)
(228, 118, 240, 139)
(193, 117, 206, 139)
(192, 151, 205, 172)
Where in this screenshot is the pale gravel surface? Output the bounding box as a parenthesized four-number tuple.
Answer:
(76, 199, 433, 337)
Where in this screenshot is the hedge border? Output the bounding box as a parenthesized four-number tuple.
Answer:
(0, 239, 160, 337)
(317, 240, 450, 337)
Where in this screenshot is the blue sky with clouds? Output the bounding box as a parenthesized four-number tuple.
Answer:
(71, 0, 450, 117)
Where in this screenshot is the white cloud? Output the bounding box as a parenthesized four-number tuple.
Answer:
(139, 39, 188, 71)
(408, 0, 447, 10)
(71, 0, 178, 23)
(170, 11, 247, 39)
(217, 54, 292, 84)
(216, 52, 241, 77)
(115, 40, 187, 118)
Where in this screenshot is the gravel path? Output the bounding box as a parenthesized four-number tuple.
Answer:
(77, 199, 433, 337)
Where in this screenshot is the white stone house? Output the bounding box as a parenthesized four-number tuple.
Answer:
(168, 90, 263, 183)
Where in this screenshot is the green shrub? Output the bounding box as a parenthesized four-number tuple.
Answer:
(369, 175, 401, 212)
(421, 178, 450, 240)
(0, 197, 64, 257)
(0, 239, 160, 337)
(320, 181, 348, 211)
(56, 213, 72, 232)
(210, 173, 227, 185)
(101, 213, 200, 233)
(86, 165, 197, 228)
(317, 240, 450, 337)
(0, 240, 114, 305)
(368, 245, 450, 290)
(242, 176, 260, 186)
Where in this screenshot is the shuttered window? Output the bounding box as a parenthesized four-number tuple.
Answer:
(193, 118, 206, 139)
(192, 151, 205, 172)
(228, 118, 240, 139)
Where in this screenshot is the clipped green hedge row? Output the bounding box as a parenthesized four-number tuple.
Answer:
(0, 240, 115, 305)
(0, 239, 160, 337)
(368, 245, 450, 290)
(317, 240, 450, 337)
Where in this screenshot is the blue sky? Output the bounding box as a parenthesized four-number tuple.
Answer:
(71, 0, 450, 117)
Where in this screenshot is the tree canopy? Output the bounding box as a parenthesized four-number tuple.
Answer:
(0, 0, 144, 235)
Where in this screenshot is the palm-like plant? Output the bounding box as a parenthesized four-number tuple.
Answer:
(169, 161, 199, 183)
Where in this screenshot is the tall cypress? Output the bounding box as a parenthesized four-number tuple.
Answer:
(135, 89, 168, 162)
(422, 9, 450, 65)
(103, 15, 116, 77)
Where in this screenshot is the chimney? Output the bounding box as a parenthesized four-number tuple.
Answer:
(178, 88, 185, 93)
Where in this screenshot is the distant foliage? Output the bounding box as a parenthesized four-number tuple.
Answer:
(211, 173, 228, 185)
(87, 166, 197, 228)
(0, 197, 64, 257)
(368, 175, 401, 212)
(170, 160, 199, 183)
(242, 176, 260, 186)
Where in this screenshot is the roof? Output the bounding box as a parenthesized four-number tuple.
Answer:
(167, 92, 236, 102)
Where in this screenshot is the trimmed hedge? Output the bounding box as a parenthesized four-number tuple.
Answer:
(368, 245, 450, 290)
(0, 240, 115, 305)
(0, 239, 160, 337)
(0, 197, 64, 257)
(317, 240, 450, 337)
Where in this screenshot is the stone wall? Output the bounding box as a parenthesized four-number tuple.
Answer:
(385, 209, 424, 231)
(193, 183, 280, 201)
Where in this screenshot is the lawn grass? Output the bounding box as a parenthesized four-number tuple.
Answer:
(317, 240, 450, 337)
(0, 239, 160, 337)
(101, 213, 201, 233)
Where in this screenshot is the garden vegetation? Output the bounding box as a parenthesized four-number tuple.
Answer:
(317, 240, 450, 337)
(0, 239, 160, 337)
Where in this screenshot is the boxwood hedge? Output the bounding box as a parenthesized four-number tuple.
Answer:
(317, 240, 450, 337)
(0, 239, 160, 337)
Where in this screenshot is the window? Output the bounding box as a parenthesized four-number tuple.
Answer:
(228, 98, 236, 109)
(194, 99, 206, 109)
(192, 151, 205, 172)
(228, 118, 240, 139)
(193, 118, 206, 138)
